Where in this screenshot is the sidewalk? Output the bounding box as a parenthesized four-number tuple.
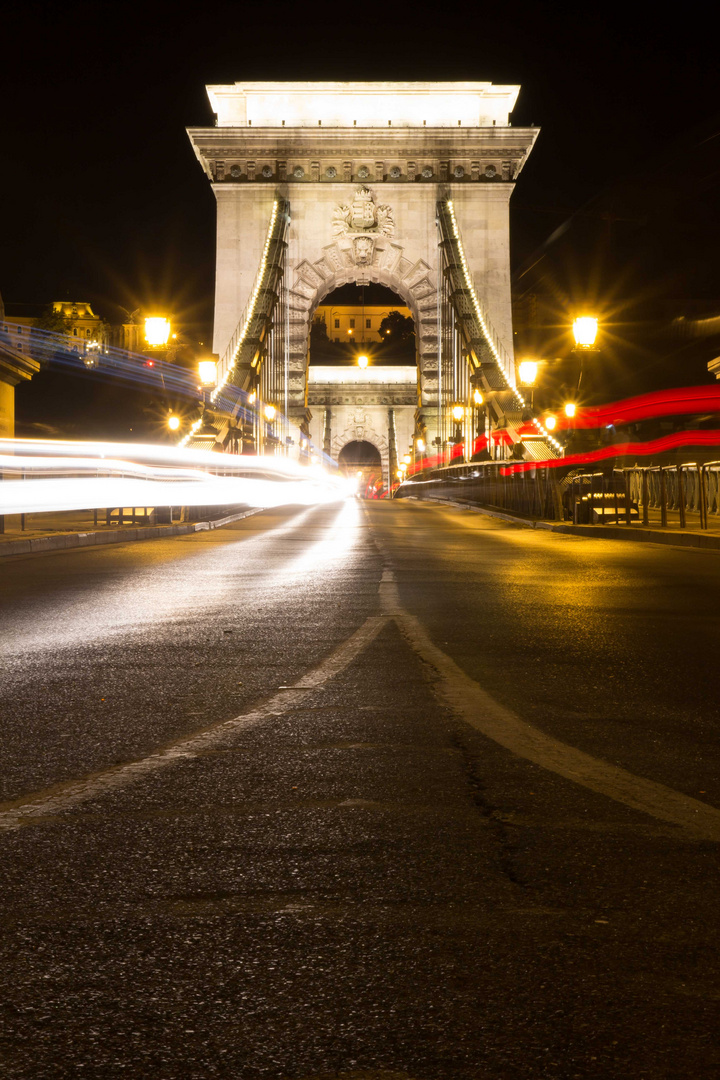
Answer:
(420, 498, 720, 551)
(0, 508, 261, 557)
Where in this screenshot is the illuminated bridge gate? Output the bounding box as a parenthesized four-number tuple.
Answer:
(187, 82, 559, 461)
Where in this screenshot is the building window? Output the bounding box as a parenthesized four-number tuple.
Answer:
(349, 318, 355, 328)
(334, 318, 340, 329)
(366, 318, 371, 329)
(73, 328, 78, 336)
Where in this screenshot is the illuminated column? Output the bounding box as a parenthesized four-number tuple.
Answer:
(0, 339, 41, 438)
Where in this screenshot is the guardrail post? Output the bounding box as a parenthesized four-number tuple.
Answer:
(699, 465, 709, 530)
(660, 469, 668, 527)
(623, 471, 632, 525)
(677, 466, 686, 529)
(642, 471, 649, 525)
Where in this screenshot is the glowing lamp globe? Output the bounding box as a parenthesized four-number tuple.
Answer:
(145, 317, 171, 347)
(573, 317, 598, 348)
(518, 360, 538, 385)
(198, 360, 217, 387)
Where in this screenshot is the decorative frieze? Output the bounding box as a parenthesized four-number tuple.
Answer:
(207, 156, 521, 182)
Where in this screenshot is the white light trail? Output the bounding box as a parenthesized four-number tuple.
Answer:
(0, 440, 353, 516)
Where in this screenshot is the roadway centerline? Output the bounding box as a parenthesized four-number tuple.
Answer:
(0, 612, 389, 831)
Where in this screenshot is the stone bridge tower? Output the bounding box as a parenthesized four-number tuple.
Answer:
(187, 82, 538, 456)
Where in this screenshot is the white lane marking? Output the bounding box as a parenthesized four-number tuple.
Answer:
(0, 614, 388, 831)
(378, 570, 720, 842)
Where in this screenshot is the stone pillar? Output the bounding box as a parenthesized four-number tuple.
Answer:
(0, 342, 41, 438)
(323, 407, 332, 458)
(387, 408, 398, 489)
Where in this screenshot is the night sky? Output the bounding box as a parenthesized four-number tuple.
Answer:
(3, 2, 720, 413)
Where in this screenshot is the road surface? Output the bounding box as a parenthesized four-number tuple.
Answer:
(1, 499, 718, 1078)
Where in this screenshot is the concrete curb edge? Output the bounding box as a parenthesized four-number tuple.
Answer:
(0, 507, 264, 558)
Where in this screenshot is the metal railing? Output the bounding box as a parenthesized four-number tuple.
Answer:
(398, 461, 564, 520)
(398, 460, 720, 530)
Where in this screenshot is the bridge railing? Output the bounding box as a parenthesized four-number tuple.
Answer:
(397, 461, 564, 520)
(569, 463, 720, 528)
(397, 460, 720, 529)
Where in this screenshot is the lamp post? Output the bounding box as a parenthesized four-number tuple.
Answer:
(451, 403, 465, 461)
(357, 354, 369, 370)
(195, 359, 219, 443)
(571, 315, 599, 393)
(263, 402, 278, 455)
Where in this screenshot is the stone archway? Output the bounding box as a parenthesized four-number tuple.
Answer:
(287, 238, 437, 416)
(338, 439, 384, 497)
(338, 440, 382, 467)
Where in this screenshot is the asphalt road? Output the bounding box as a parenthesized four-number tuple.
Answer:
(1, 499, 718, 1079)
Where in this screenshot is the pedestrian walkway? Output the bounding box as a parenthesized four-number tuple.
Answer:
(421, 497, 720, 551)
(0, 508, 256, 557)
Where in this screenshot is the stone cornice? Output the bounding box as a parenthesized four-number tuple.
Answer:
(188, 125, 537, 156)
(187, 125, 538, 184)
(0, 342, 41, 387)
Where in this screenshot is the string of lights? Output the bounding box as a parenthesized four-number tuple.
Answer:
(445, 200, 564, 457)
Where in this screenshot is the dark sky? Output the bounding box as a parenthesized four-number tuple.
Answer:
(2, 1, 720, 396)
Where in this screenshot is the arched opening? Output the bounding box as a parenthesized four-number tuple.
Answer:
(338, 440, 383, 498)
(310, 282, 416, 366)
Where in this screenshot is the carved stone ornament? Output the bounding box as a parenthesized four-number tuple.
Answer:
(353, 235, 375, 265)
(332, 186, 395, 239)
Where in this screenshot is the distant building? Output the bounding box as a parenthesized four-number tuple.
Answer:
(315, 304, 412, 345)
(50, 301, 109, 352)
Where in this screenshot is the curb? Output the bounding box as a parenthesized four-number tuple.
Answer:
(0, 508, 263, 558)
(410, 496, 720, 551)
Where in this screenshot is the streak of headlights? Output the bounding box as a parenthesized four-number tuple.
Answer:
(0, 440, 355, 515)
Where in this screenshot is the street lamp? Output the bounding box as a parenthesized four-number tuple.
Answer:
(518, 359, 539, 386)
(198, 359, 218, 388)
(167, 414, 180, 432)
(544, 414, 557, 431)
(264, 403, 276, 422)
(564, 402, 577, 419)
(145, 316, 171, 347)
(572, 316, 599, 349)
(357, 354, 369, 369)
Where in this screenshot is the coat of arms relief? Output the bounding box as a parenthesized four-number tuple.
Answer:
(332, 186, 394, 266)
